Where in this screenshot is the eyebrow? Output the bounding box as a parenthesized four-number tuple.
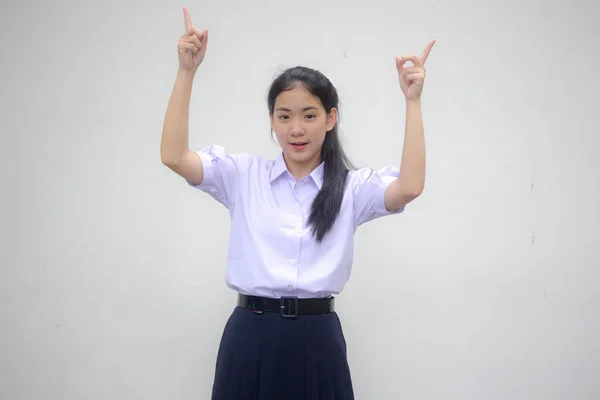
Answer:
(275, 106, 318, 112)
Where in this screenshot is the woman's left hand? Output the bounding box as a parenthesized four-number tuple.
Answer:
(396, 40, 436, 101)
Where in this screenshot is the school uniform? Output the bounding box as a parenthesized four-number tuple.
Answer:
(187, 144, 404, 399)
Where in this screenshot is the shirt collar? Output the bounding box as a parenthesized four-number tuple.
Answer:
(270, 153, 324, 189)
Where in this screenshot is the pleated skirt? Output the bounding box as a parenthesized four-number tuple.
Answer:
(211, 306, 355, 399)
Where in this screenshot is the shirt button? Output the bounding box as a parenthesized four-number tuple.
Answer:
(288, 259, 297, 265)
(287, 285, 294, 290)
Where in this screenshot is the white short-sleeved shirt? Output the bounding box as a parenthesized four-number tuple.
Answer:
(188, 145, 404, 298)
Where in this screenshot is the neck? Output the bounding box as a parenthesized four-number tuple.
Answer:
(284, 154, 322, 181)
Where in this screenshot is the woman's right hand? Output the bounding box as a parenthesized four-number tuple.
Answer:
(178, 7, 208, 73)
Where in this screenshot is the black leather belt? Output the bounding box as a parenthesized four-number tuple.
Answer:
(237, 294, 335, 318)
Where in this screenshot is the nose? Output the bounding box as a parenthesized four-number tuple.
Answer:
(290, 119, 305, 136)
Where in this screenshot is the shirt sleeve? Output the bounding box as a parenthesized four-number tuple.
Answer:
(351, 165, 405, 227)
(186, 144, 247, 210)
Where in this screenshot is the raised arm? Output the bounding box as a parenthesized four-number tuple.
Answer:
(160, 7, 209, 186)
(384, 40, 435, 211)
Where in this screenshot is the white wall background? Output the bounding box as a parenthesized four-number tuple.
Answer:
(1, 0, 599, 399)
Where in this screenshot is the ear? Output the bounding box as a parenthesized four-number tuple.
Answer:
(326, 107, 338, 132)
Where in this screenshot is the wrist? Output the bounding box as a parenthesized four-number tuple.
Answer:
(406, 98, 422, 108)
(177, 67, 197, 81)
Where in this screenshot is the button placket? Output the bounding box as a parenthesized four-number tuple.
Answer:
(286, 177, 305, 295)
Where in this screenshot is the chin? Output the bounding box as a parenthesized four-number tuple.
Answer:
(285, 149, 318, 164)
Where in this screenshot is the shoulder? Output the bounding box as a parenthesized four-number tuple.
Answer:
(348, 165, 399, 191)
(197, 144, 277, 175)
(346, 164, 404, 224)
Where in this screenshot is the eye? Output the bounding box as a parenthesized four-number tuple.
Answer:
(305, 114, 316, 119)
(278, 115, 289, 120)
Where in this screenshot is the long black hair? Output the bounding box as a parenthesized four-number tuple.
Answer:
(267, 66, 354, 243)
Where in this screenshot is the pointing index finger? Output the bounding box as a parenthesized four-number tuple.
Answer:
(183, 7, 193, 32)
(420, 40, 436, 64)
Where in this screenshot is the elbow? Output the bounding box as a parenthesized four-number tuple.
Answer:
(399, 185, 424, 206)
(161, 154, 180, 169)
(403, 185, 424, 203)
(400, 190, 422, 205)
(160, 154, 172, 167)
(393, 173, 424, 198)
(399, 180, 424, 200)
(384, 182, 424, 211)
(407, 185, 424, 199)
(160, 146, 182, 169)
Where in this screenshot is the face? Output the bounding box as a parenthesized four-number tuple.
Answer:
(270, 84, 337, 171)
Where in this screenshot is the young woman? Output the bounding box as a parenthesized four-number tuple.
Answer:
(160, 7, 435, 400)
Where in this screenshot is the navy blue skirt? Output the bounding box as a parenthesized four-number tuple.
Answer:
(211, 306, 355, 399)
